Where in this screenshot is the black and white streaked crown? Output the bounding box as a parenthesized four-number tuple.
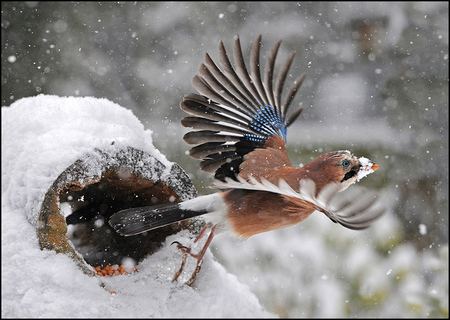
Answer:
(180, 35, 306, 181)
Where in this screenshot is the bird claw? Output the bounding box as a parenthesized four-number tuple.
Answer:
(171, 241, 192, 255)
(171, 241, 201, 286)
(171, 224, 217, 286)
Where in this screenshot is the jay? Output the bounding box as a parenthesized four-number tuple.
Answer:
(109, 35, 385, 285)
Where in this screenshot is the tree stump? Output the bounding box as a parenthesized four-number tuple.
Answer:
(38, 146, 200, 275)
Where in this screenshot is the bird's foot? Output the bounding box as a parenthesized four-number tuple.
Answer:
(171, 241, 203, 286)
(171, 224, 216, 286)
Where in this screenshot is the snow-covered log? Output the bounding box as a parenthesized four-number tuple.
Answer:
(3, 94, 199, 275)
(38, 146, 199, 275)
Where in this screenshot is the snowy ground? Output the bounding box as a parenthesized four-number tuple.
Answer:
(1, 95, 273, 318)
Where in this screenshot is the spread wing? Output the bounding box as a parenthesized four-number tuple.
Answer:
(180, 35, 306, 181)
(213, 176, 386, 230)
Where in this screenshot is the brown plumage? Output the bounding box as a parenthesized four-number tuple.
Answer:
(109, 35, 385, 286)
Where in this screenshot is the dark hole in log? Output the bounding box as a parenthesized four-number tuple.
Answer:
(62, 170, 189, 268)
(38, 147, 199, 274)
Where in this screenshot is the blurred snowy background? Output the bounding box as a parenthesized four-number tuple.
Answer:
(2, 2, 448, 317)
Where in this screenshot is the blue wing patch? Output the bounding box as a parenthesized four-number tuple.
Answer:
(245, 105, 287, 142)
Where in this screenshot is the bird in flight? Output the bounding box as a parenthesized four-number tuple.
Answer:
(109, 35, 385, 286)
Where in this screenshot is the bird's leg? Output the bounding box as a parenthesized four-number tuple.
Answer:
(171, 223, 217, 286)
(185, 225, 216, 286)
(171, 249, 188, 283)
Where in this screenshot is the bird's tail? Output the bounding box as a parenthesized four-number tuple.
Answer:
(108, 202, 207, 236)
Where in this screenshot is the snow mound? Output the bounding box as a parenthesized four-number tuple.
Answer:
(1, 95, 272, 318)
(2, 94, 170, 226)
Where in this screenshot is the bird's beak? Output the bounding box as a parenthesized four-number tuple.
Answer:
(356, 157, 379, 181)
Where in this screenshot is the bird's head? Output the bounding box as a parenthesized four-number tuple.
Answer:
(302, 150, 379, 192)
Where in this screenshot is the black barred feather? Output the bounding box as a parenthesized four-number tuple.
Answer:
(250, 35, 270, 106)
(286, 106, 304, 127)
(183, 131, 241, 144)
(274, 51, 296, 110)
(281, 73, 307, 118)
(180, 35, 305, 181)
(264, 40, 282, 108)
(233, 38, 265, 107)
(217, 42, 261, 111)
(205, 53, 259, 115)
(198, 63, 256, 118)
(181, 99, 249, 130)
(189, 143, 236, 160)
(181, 117, 251, 136)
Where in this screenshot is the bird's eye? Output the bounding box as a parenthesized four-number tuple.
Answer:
(342, 160, 350, 168)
